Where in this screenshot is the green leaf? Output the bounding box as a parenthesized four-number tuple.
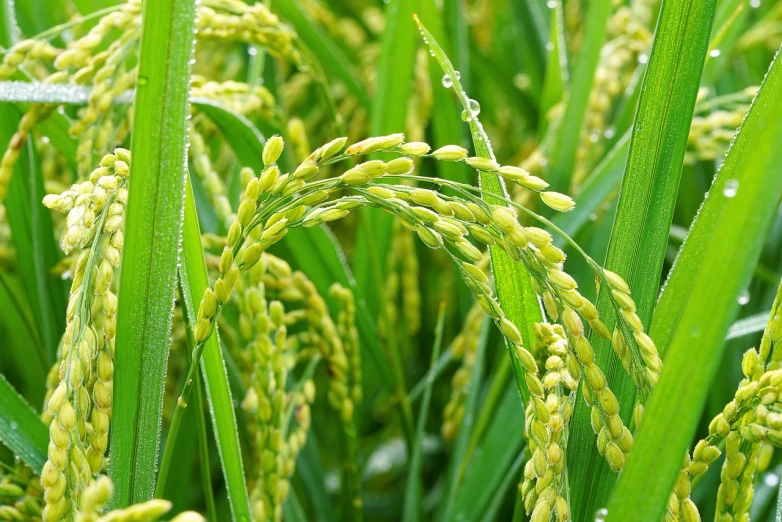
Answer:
(402, 303, 445, 522)
(607, 45, 782, 522)
(353, 0, 420, 319)
(551, 131, 631, 245)
(727, 310, 772, 340)
(453, 386, 527, 521)
(271, 0, 369, 108)
(436, 318, 490, 522)
(414, 14, 543, 404)
(109, 0, 196, 507)
(567, 0, 718, 518)
(539, 3, 567, 132)
(509, 0, 548, 102)
(547, 0, 611, 192)
(419, 0, 470, 185)
(0, 272, 46, 401)
(0, 373, 48, 473)
(176, 179, 252, 521)
(2, 109, 64, 368)
(0, 3, 64, 371)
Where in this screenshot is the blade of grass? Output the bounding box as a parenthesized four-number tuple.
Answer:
(777, 470, 782, 522)
(354, 0, 420, 320)
(727, 311, 772, 340)
(295, 432, 337, 522)
(416, 23, 545, 519)
(539, 1, 567, 132)
(4, 129, 65, 366)
(1, 2, 65, 368)
(419, 0, 470, 185)
(160, 178, 252, 521)
(480, 451, 527, 522)
(547, 0, 611, 193)
(271, 0, 369, 108)
(402, 302, 445, 522)
(0, 272, 45, 401)
(415, 14, 543, 405)
(607, 45, 782, 522)
(0, 374, 48, 473)
(509, 0, 548, 102)
(551, 130, 631, 245)
(435, 317, 490, 522)
(567, 0, 717, 518)
(109, 0, 196, 506)
(452, 386, 527, 521)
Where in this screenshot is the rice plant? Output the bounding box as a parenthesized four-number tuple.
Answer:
(0, 0, 781, 521)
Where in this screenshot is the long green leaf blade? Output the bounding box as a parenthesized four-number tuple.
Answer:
(271, 1, 369, 108)
(179, 179, 252, 521)
(0, 374, 48, 473)
(567, 0, 717, 518)
(547, 0, 611, 193)
(109, 0, 196, 506)
(353, 0, 420, 319)
(608, 46, 782, 522)
(402, 303, 445, 522)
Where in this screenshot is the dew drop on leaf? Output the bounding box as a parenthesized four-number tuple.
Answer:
(723, 179, 738, 198)
(738, 290, 750, 306)
(442, 75, 453, 88)
(467, 98, 480, 116)
(595, 508, 608, 522)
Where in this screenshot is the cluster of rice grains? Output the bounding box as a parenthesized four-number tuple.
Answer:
(198, 131, 665, 517)
(27, 150, 206, 522)
(665, 284, 782, 522)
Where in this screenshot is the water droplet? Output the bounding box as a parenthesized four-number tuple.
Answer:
(595, 508, 608, 522)
(764, 473, 779, 487)
(460, 109, 472, 122)
(589, 213, 598, 221)
(247, 46, 257, 57)
(473, 131, 482, 140)
(467, 99, 480, 116)
(723, 179, 738, 198)
(9, 421, 17, 431)
(750, 0, 761, 8)
(589, 133, 600, 143)
(546, 0, 556, 7)
(546, 42, 554, 51)
(442, 75, 453, 88)
(738, 290, 750, 306)
(638, 53, 649, 64)
(709, 49, 721, 58)
(453, 71, 461, 80)
(635, 121, 644, 132)
(604, 127, 616, 139)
